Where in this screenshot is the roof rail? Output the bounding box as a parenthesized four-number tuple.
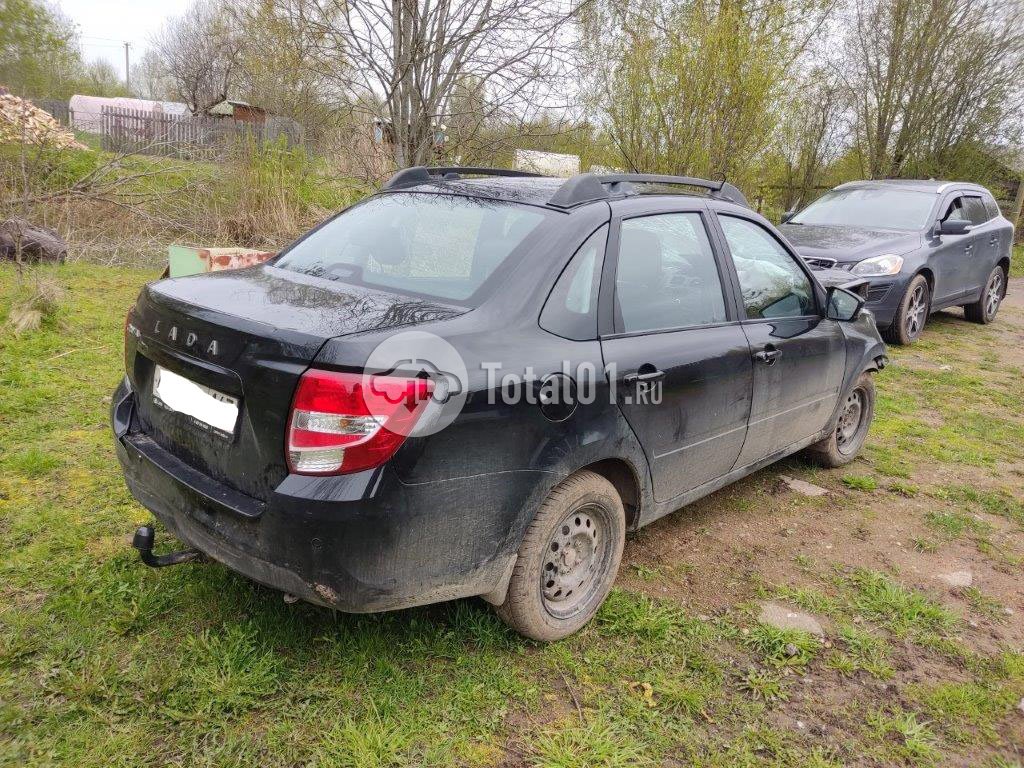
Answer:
(548, 172, 750, 209)
(382, 165, 548, 190)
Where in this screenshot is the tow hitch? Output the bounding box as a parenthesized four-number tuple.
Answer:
(132, 525, 203, 568)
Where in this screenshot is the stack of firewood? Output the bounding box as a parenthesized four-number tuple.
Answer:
(0, 91, 88, 151)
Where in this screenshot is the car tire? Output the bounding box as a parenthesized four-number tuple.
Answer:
(963, 265, 1006, 325)
(495, 470, 625, 642)
(804, 373, 875, 468)
(883, 274, 930, 345)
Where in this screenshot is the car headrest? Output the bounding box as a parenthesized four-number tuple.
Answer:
(620, 228, 662, 285)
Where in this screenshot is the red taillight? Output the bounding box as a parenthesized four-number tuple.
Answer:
(286, 369, 433, 475)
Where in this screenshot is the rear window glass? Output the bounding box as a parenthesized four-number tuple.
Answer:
(792, 187, 935, 231)
(275, 193, 547, 301)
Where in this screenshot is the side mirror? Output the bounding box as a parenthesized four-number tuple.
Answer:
(937, 218, 972, 236)
(780, 209, 797, 224)
(826, 286, 865, 322)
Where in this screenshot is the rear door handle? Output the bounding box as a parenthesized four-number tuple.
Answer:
(753, 345, 781, 365)
(989, 235, 999, 246)
(622, 366, 666, 385)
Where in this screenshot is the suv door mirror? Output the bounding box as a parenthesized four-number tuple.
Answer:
(937, 218, 972, 236)
(825, 286, 865, 322)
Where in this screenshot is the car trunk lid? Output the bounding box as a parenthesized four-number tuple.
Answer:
(125, 265, 465, 500)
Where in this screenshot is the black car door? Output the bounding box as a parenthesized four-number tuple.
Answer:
(711, 211, 846, 467)
(599, 199, 753, 503)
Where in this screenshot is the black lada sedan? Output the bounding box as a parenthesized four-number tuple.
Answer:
(113, 168, 886, 640)
(780, 179, 1013, 345)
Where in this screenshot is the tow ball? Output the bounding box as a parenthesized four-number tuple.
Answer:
(132, 525, 204, 568)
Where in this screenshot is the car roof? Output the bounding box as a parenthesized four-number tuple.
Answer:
(833, 179, 990, 195)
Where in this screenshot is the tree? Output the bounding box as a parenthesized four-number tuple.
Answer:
(151, 0, 243, 114)
(847, 0, 1024, 179)
(0, 0, 80, 97)
(580, 0, 835, 191)
(775, 67, 847, 208)
(279, 0, 579, 168)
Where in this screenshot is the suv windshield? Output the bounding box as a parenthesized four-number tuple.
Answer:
(275, 193, 548, 302)
(791, 187, 935, 231)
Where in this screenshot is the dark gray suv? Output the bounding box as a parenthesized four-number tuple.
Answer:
(780, 180, 1013, 344)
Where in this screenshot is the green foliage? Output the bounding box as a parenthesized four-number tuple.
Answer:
(742, 623, 818, 667)
(846, 569, 958, 638)
(842, 474, 877, 491)
(865, 708, 941, 766)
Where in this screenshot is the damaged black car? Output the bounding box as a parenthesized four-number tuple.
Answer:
(113, 167, 886, 640)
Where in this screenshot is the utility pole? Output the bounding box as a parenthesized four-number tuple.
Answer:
(124, 42, 131, 91)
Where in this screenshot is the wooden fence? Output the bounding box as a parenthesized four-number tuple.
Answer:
(99, 106, 302, 159)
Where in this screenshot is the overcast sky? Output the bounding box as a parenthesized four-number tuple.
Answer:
(57, 0, 193, 80)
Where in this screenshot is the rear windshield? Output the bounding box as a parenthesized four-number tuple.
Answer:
(275, 193, 547, 302)
(792, 187, 935, 231)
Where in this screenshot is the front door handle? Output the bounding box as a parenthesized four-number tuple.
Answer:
(753, 345, 781, 365)
(964, 243, 974, 256)
(622, 366, 666, 385)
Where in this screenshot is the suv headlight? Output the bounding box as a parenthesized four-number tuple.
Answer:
(852, 254, 904, 277)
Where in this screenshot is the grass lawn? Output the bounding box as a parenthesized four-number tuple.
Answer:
(1, 263, 1023, 767)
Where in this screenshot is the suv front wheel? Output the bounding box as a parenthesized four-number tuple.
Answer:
(496, 470, 625, 641)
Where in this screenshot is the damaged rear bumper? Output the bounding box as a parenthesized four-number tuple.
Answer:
(112, 380, 539, 612)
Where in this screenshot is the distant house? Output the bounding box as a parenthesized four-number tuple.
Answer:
(207, 100, 266, 125)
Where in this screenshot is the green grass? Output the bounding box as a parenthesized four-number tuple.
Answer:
(1010, 243, 1023, 278)
(2, 261, 1024, 765)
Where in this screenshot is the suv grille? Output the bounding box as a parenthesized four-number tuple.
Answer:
(803, 256, 837, 269)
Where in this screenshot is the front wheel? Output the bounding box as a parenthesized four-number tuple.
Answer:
(495, 470, 625, 641)
(883, 274, 929, 345)
(804, 373, 876, 468)
(963, 266, 1005, 324)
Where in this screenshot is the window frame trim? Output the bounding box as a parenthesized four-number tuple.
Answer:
(599, 203, 741, 338)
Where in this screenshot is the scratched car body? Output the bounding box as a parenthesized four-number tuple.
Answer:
(113, 167, 886, 640)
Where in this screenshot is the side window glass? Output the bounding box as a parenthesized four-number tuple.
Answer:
(944, 197, 969, 222)
(719, 215, 815, 319)
(964, 196, 989, 226)
(540, 225, 606, 340)
(614, 213, 727, 333)
(983, 194, 1001, 219)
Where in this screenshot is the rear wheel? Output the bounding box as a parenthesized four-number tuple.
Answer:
(963, 266, 1005, 324)
(495, 471, 625, 641)
(883, 274, 930, 345)
(804, 373, 875, 468)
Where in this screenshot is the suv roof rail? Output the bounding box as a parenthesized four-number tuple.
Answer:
(382, 165, 548, 190)
(548, 172, 750, 209)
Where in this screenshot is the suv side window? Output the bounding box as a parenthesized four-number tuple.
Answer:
(943, 197, 970, 223)
(613, 213, 728, 333)
(540, 225, 607, 340)
(719, 215, 815, 319)
(983, 194, 1001, 220)
(963, 196, 990, 226)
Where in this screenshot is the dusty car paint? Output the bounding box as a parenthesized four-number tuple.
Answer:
(113, 172, 886, 614)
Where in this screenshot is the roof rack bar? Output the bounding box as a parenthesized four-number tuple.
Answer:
(548, 172, 750, 209)
(382, 165, 548, 190)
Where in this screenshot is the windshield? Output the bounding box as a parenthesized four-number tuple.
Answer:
(792, 187, 935, 231)
(275, 193, 548, 302)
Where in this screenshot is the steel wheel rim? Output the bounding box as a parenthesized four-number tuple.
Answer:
(540, 504, 612, 620)
(836, 388, 865, 454)
(905, 284, 927, 337)
(985, 271, 1002, 319)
